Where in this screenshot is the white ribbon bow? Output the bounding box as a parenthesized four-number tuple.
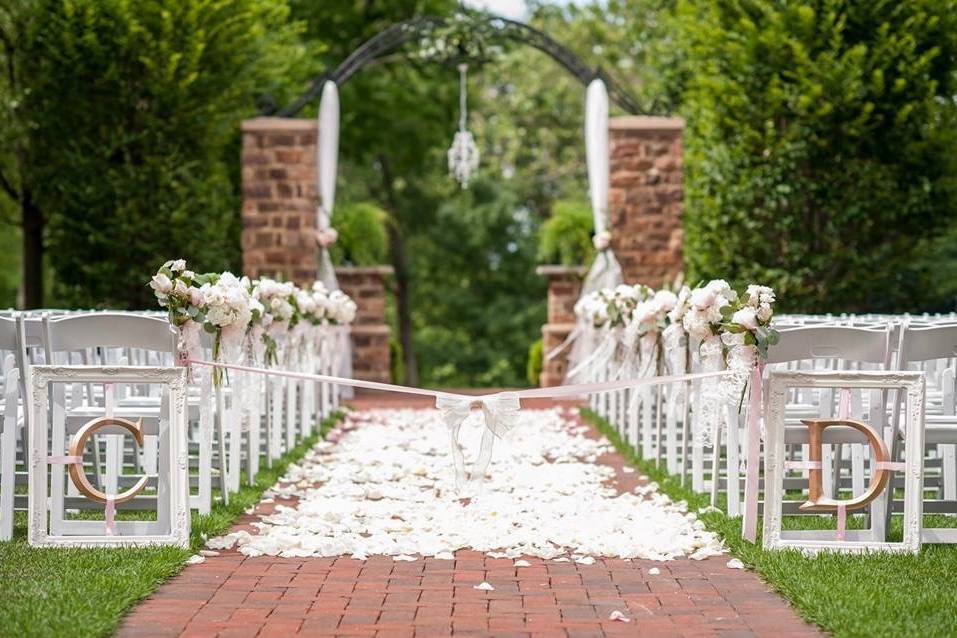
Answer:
(435, 392, 521, 493)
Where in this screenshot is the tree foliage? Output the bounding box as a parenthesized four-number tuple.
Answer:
(18, 0, 307, 308)
(331, 202, 390, 266)
(410, 179, 545, 387)
(537, 199, 593, 266)
(671, 0, 957, 312)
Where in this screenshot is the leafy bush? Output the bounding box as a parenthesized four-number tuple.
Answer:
(671, 0, 957, 312)
(526, 338, 543, 387)
(19, 0, 305, 308)
(331, 202, 390, 266)
(537, 199, 594, 266)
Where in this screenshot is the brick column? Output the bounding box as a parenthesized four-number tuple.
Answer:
(609, 116, 684, 287)
(536, 265, 585, 387)
(240, 117, 393, 383)
(335, 266, 393, 383)
(240, 117, 318, 284)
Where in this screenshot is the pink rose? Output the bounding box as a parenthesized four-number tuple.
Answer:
(732, 307, 758, 330)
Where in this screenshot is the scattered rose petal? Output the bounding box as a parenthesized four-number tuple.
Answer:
(648, 567, 660, 575)
(609, 610, 631, 623)
(514, 559, 531, 567)
(474, 582, 495, 591)
(198, 550, 220, 557)
(575, 556, 596, 565)
(186, 555, 205, 565)
(214, 408, 724, 562)
(690, 546, 724, 560)
(393, 554, 416, 562)
(553, 557, 571, 562)
(698, 505, 722, 515)
(726, 558, 745, 569)
(622, 467, 635, 474)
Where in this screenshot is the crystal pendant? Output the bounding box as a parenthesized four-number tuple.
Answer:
(448, 130, 480, 189)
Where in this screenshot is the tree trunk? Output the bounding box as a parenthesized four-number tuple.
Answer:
(21, 189, 43, 309)
(377, 155, 418, 386)
(388, 223, 418, 386)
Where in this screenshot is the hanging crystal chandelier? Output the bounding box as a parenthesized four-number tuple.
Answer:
(447, 63, 480, 188)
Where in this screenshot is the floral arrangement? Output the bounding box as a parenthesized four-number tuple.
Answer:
(573, 278, 779, 373)
(148, 261, 358, 376)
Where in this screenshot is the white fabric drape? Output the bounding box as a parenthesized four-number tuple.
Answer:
(317, 80, 340, 292)
(557, 79, 624, 379)
(582, 78, 623, 296)
(316, 81, 353, 394)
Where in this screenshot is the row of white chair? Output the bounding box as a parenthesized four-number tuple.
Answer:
(0, 310, 349, 540)
(591, 314, 957, 543)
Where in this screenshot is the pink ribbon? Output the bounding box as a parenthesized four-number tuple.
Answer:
(104, 496, 117, 536)
(838, 387, 851, 419)
(48, 455, 83, 465)
(875, 461, 906, 472)
(742, 362, 764, 543)
(104, 383, 114, 418)
(185, 358, 731, 402)
(785, 460, 822, 470)
(47, 456, 117, 536)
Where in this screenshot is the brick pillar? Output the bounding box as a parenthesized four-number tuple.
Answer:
(240, 117, 318, 284)
(536, 265, 585, 387)
(609, 116, 684, 287)
(335, 266, 393, 383)
(240, 117, 393, 383)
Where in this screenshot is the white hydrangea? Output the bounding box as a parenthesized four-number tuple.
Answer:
(253, 277, 296, 326)
(744, 284, 775, 324)
(200, 272, 253, 330)
(327, 290, 357, 324)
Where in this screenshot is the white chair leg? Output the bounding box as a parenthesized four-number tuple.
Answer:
(943, 444, 956, 501)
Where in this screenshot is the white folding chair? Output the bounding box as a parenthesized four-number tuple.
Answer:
(895, 322, 957, 542)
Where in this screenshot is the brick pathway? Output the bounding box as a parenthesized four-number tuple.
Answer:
(116, 394, 821, 638)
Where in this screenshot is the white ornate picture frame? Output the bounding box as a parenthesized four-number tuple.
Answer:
(762, 370, 925, 554)
(27, 366, 189, 548)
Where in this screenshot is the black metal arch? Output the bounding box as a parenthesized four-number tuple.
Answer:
(275, 14, 650, 117)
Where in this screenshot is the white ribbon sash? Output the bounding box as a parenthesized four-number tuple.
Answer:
(435, 392, 521, 492)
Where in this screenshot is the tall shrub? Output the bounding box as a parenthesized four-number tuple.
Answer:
(20, 0, 306, 308)
(672, 0, 957, 312)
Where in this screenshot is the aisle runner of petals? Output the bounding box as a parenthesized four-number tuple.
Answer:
(207, 408, 724, 562)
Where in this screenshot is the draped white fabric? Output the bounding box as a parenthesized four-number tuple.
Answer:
(555, 79, 624, 375)
(317, 80, 340, 292)
(316, 81, 353, 393)
(582, 78, 623, 296)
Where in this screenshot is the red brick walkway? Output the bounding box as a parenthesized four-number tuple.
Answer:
(116, 395, 820, 638)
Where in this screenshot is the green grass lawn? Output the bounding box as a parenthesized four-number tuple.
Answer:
(583, 408, 957, 638)
(0, 410, 345, 638)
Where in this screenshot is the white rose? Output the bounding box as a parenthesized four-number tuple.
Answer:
(683, 309, 713, 341)
(170, 259, 187, 272)
(173, 279, 188, 297)
(189, 287, 205, 308)
(756, 304, 773, 323)
(690, 288, 715, 310)
(732, 307, 758, 330)
(654, 290, 678, 313)
(150, 273, 173, 294)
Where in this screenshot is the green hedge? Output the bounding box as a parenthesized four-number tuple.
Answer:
(21, 0, 305, 308)
(671, 0, 957, 312)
